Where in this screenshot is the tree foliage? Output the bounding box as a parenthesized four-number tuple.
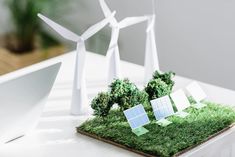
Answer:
(145, 78, 171, 100)
(91, 71, 176, 118)
(144, 71, 175, 100)
(91, 92, 113, 118)
(110, 79, 148, 111)
(152, 71, 175, 90)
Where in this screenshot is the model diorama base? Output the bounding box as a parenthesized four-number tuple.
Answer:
(77, 102, 235, 157)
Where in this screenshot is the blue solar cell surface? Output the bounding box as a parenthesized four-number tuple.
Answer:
(124, 104, 150, 129)
(150, 95, 174, 120)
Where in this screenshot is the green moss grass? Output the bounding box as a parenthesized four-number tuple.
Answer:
(77, 102, 235, 157)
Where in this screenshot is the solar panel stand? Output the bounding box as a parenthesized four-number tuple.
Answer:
(175, 111, 189, 118)
(192, 101, 207, 109)
(186, 81, 207, 109)
(132, 126, 149, 136)
(156, 118, 172, 127)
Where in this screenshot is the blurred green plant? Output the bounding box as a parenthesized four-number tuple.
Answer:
(4, 0, 61, 53)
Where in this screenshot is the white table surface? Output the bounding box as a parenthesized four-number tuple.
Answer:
(1, 51, 235, 157)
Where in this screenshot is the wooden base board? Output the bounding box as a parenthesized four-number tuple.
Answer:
(77, 123, 235, 157)
(0, 46, 66, 75)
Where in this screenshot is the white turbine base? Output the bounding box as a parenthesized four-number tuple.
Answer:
(107, 50, 121, 84)
(70, 87, 91, 115)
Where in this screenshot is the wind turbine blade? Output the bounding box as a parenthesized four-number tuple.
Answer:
(38, 13, 80, 42)
(99, 0, 117, 26)
(81, 11, 116, 40)
(118, 16, 148, 29)
(99, 0, 112, 17)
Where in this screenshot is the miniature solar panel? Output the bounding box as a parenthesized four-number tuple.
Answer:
(186, 81, 207, 102)
(170, 89, 191, 111)
(150, 96, 175, 120)
(124, 104, 150, 129)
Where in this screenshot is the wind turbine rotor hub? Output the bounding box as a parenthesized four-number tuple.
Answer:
(78, 37, 85, 42)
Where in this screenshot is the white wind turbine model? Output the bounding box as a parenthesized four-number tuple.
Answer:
(99, 0, 149, 84)
(38, 12, 116, 115)
(144, 0, 160, 83)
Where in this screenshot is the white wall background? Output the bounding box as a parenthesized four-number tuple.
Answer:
(0, 0, 235, 91)
(157, 0, 235, 91)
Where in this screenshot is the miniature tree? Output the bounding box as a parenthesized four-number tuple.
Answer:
(109, 79, 148, 111)
(153, 71, 175, 90)
(145, 78, 171, 100)
(91, 92, 113, 118)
